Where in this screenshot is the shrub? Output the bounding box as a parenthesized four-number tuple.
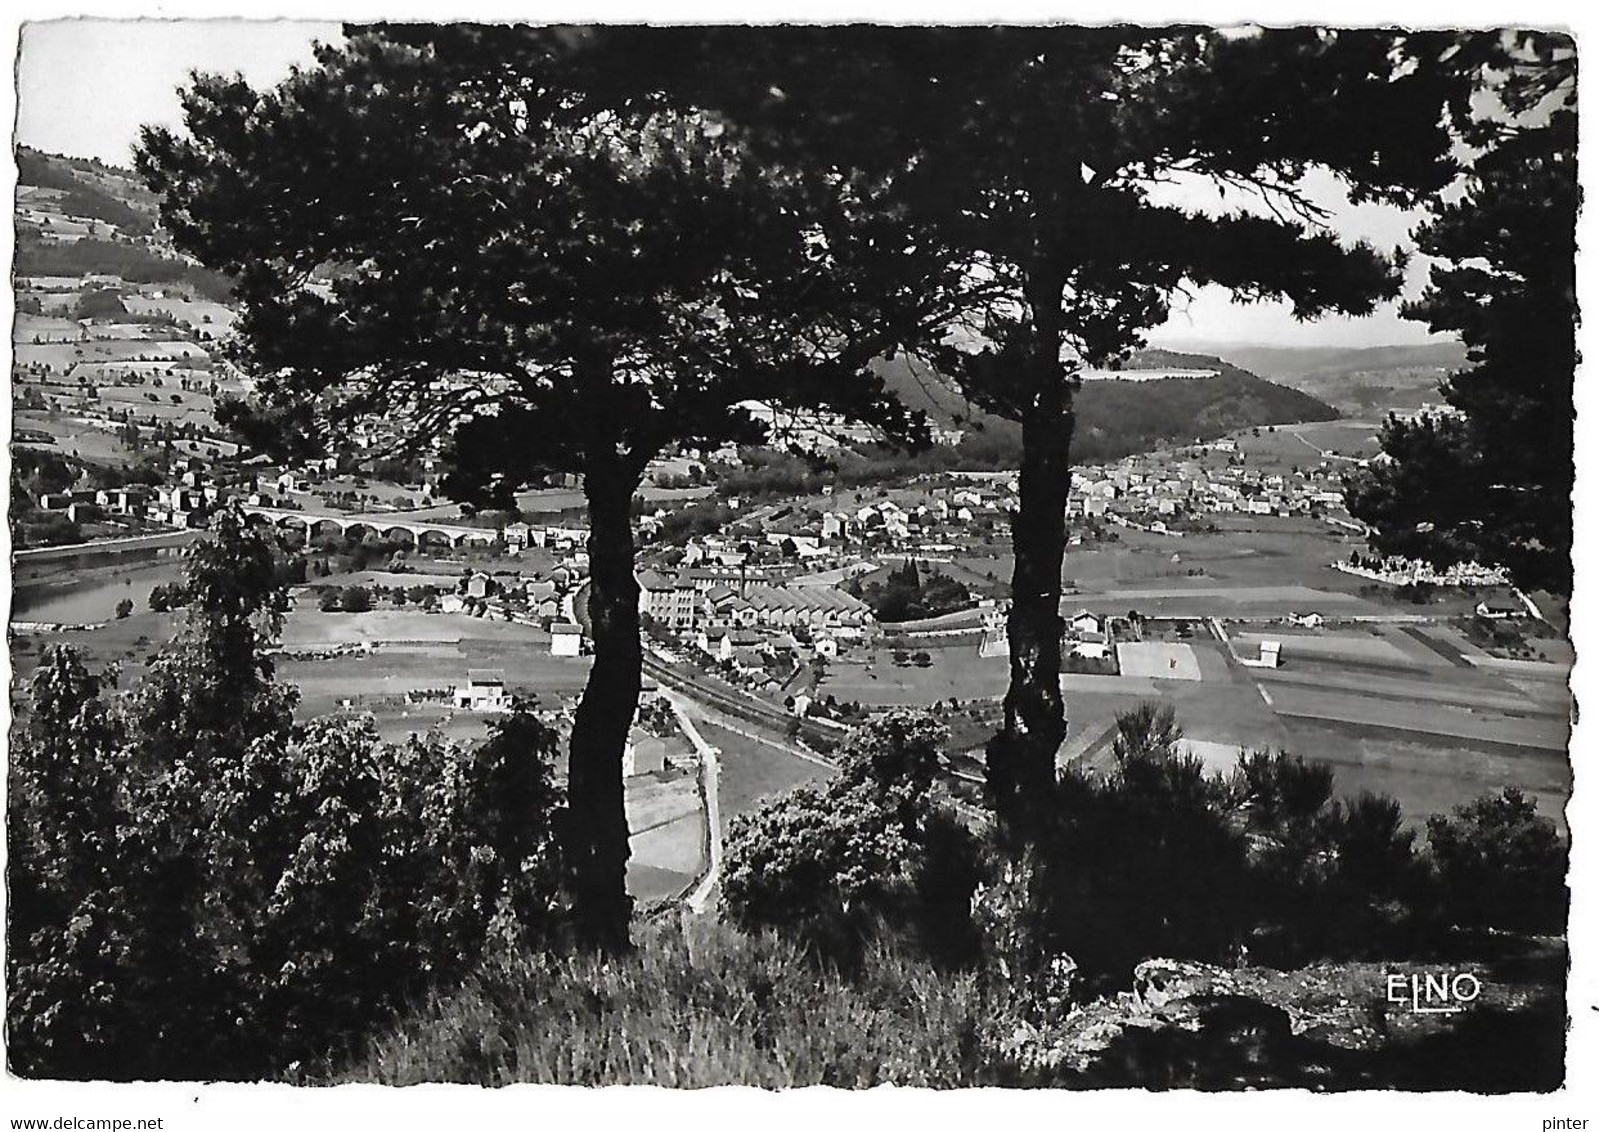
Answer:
(722, 711, 982, 965)
(6, 510, 568, 1079)
(1018, 704, 1567, 982)
(1229, 751, 1424, 963)
(1426, 787, 1567, 933)
(1028, 705, 1249, 985)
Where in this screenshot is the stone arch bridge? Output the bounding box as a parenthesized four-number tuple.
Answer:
(240, 505, 500, 550)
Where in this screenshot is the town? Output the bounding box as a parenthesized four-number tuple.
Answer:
(14, 236, 1571, 886)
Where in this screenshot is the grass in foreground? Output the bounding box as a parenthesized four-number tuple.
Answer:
(337, 914, 1009, 1088)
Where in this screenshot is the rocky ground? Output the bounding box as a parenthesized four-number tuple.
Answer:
(1001, 934, 1567, 1090)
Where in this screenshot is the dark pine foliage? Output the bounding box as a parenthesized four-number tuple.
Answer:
(135, 27, 966, 949)
(642, 26, 1478, 839)
(1347, 34, 1578, 595)
(847, 559, 975, 623)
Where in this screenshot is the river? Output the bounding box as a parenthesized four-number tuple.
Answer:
(11, 552, 187, 625)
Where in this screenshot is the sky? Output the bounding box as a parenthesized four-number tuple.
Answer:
(14, 18, 1446, 350)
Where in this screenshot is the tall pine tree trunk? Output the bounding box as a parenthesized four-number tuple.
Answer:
(987, 265, 1071, 841)
(565, 454, 640, 951)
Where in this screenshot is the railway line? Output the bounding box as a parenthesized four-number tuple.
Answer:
(640, 652, 840, 754)
(641, 650, 991, 828)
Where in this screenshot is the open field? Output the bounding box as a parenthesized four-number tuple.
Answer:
(333, 569, 479, 590)
(693, 719, 833, 831)
(1069, 516, 1500, 618)
(1279, 719, 1571, 838)
(1253, 665, 1565, 716)
(1232, 627, 1436, 668)
(9, 611, 177, 694)
(1262, 683, 1569, 752)
(1278, 419, 1384, 456)
(279, 604, 550, 647)
(1116, 641, 1202, 680)
(1073, 582, 1368, 618)
(1055, 627, 1570, 834)
(15, 338, 206, 369)
(625, 770, 707, 904)
(1219, 419, 1384, 468)
(14, 313, 84, 341)
(281, 645, 589, 715)
(12, 411, 144, 464)
(275, 601, 591, 719)
(962, 513, 1420, 618)
(336, 702, 500, 747)
(121, 295, 237, 332)
(640, 484, 716, 505)
(819, 644, 1010, 706)
(1065, 641, 1287, 766)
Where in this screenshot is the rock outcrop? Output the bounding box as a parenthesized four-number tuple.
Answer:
(996, 944, 1566, 1090)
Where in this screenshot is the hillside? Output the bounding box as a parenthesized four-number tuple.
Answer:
(11, 148, 250, 549)
(874, 349, 1340, 465)
(14, 147, 233, 302)
(1163, 340, 1469, 416)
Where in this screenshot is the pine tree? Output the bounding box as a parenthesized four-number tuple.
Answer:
(136, 28, 962, 947)
(655, 26, 1475, 837)
(1347, 34, 1577, 595)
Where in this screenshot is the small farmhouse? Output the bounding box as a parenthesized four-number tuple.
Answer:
(550, 622, 585, 656)
(454, 670, 509, 712)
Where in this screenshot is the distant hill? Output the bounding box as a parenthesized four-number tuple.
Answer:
(1161, 340, 1469, 416)
(16, 147, 160, 235)
(14, 147, 233, 302)
(874, 348, 1339, 465)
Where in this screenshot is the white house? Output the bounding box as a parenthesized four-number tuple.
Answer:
(503, 521, 534, 552)
(1475, 600, 1526, 621)
(550, 622, 585, 656)
(1069, 610, 1104, 637)
(454, 670, 509, 712)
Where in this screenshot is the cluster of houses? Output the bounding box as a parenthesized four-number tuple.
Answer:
(980, 604, 1112, 661)
(638, 569, 874, 639)
(1068, 450, 1348, 528)
(628, 478, 1030, 677)
(437, 567, 590, 654)
(40, 474, 215, 528)
(735, 399, 963, 455)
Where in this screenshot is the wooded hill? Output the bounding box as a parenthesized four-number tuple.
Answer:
(15, 147, 233, 302)
(1162, 340, 1470, 416)
(875, 348, 1340, 465)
